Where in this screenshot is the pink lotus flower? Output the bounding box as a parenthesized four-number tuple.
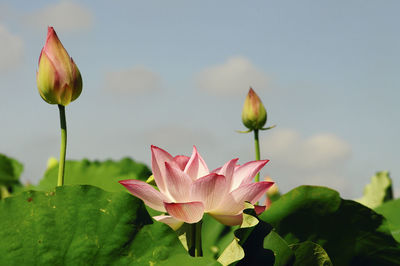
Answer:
(119, 146, 273, 230)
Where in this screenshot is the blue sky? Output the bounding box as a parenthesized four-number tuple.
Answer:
(0, 1, 399, 198)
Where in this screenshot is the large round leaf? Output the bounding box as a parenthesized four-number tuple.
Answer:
(356, 171, 393, 209)
(261, 185, 400, 265)
(0, 153, 23, 197)
(0, 185, 216, 265)
(375, 198, 400, 242)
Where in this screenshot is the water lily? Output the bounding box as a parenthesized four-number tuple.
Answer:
(119, 145, 273, 230)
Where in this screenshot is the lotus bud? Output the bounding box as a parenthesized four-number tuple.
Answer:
(241, 88, 267, 130)
(37, 27, 82, 106)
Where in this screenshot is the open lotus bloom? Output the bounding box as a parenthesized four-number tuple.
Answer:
(119, 146, 274, 230)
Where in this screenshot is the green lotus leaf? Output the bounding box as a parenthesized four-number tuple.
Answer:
(261, 185, 400, 265)
(375, 198, 400, 242)
(218, 203, 275, 266)
(36, 158, 151, 192)
(290, 241, 332, 266)
(0, 185, 217, 265)
(0, 153, 23, 198)
(356, 171, 393, 209)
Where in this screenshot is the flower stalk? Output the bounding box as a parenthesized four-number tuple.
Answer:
(239, 88, 275, 182)
(188, 220, 203, 257)
(37, 27, 82, 187)
(57, 105, 67, 186)
(253, 129, 260, 182)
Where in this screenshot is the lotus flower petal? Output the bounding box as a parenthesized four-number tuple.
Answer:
(231, 181, 274, 205)
(231, 160, 269, 190)
(212, 181, 274, 215)
(119, 179, 167, 212)
(164, 162, 192, 202)
(209, 213, 243, 226)
(173, 155, 190, 170)
(191, 173, 227, 211)
(43, 27, 74, 82)
(37, 51, 59, 104)
(213, 158, 238, 190)
(164, 201, 205, 224)
(184, 146, 209, 180)
(151, 145, 175, 194)
(153, 215, 184, 231)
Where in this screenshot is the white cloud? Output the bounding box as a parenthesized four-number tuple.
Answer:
(261, 129, 352, 194)
(104, 66, 162, 93)
(195, 56, 269, 94)
(0, 24, 23, 71)
(25, 1, 93, 32)
(262, 129, 351, 169)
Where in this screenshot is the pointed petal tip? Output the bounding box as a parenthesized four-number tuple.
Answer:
(150, 144, 157, 150)
(256, 181, 275, 190)
(151, 145, 169, 154)
(192, 145, 198, 153)
(46, 26, 57, 39)
(118, 179, 130, 185)
(225, 158, 239, 165)
(117, 179, 167, 212)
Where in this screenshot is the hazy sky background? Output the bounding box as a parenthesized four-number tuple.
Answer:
(0, 0, 399, 199)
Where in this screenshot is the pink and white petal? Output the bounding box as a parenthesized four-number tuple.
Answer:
(254, 205, 266, 215)
(215, 158, 239, 189)
(213, 181, 274, 215)
(184, 146, 209, 180)
(153, 215, 184, 231)
(164, 201, 205, 224)
(231, 181, 274, 205)
(209, 213, 243, 226)
(164, 162, 193, 202)
(173, 155, 190, 170)
(119, 179, 167, 212)
(191, 173, 227, 211)
(231, 160, 269, 190)
(212, 193, 245, 215)
(151, 145, 175, 194)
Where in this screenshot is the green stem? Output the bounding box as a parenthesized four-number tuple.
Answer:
(57, 105, 67, 186)
(254, 129, 260, 182)
(188, 220, 203, 257)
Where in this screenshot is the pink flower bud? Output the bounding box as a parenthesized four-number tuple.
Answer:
(241, 88, 267, 130)
(37, 27, 82, 106)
